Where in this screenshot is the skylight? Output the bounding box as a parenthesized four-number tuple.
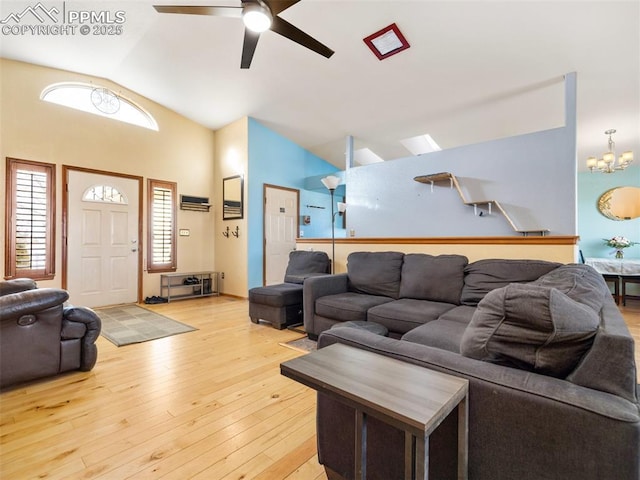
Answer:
(354, 148, 385, 166)
(400, 134, 442, 156)
(40, 82, 158, 131)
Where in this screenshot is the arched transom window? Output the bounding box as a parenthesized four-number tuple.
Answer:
(40, 82, 158, 131)
(83, 185, 128, 204)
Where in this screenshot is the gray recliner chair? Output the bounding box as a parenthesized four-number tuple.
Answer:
(0, 278, 101, 389)
(249, 250, 331, 329)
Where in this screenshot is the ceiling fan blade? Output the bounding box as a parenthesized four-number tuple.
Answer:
(153, 5, 242, 18)
(266, 0, 301, 16)
(241, 29, 261, 69)
(270, 16, 334, 59)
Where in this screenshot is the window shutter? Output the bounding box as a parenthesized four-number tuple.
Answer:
(5, 158, 55, 280)
(147, 179, 177, 272)
(152, 186, 173, 265)
(15, 169, 48, 271)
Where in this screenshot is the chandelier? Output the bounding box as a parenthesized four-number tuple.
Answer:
(586, 129, 633, 173)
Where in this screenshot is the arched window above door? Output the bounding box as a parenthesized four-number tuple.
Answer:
(41, 82, 158, 131)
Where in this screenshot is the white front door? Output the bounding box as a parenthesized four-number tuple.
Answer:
(67, 170, 139, 307)
(264, 185, 299, 285)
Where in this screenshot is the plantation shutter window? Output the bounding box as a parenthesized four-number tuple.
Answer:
(147, 179, 177, 273)
(5, 158, 56, 280)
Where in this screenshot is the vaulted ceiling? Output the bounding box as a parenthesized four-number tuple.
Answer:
(1, 1, 638, 170)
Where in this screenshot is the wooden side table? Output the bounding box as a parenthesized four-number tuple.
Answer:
(281, 343, 469, 480)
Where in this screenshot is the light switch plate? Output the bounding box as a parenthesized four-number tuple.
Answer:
(179, 229, 190, 236)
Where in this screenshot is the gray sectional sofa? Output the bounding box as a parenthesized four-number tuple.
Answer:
(302, 251, 640, 480)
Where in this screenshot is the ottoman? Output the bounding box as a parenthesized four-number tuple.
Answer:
(330, 320, 389, 336)
(249, 283, 304, 330)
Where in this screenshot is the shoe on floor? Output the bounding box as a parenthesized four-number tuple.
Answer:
(145, 296, 166, 304)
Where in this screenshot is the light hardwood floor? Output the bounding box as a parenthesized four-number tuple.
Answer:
(1, 297, 639, 480)
(0, 296, 327, 480)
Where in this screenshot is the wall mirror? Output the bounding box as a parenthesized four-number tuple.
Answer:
(223, 175, 243, 220)
(597, 186, 640, 221)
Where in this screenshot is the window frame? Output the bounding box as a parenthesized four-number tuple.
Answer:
(4, 157, 56, 280)
(147, 179, 177, 273)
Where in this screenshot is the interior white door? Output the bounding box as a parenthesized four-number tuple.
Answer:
(67, 171, 139, 307)
(264, 186, 299, 285)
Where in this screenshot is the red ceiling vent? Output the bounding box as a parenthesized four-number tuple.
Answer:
(363, 23, 410, 60)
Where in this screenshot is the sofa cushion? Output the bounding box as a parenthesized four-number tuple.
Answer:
(367, 299, 456, 335)
(0, 278, 38, 296)
(532, 264, 606, 313)
(460, 259, 561, 306)
(315, 292, 394, 322)
(402, 319, 467, 353)
(248, 283, 303, 307)
(436, 305, 477, 325)
(398, 254, 468, 304)
(460, 283, 599, 378)
(283, 250, 330, 284)
(347, 251, 404, 299)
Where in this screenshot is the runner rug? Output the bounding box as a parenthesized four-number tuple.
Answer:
(96, 304, 197, 347)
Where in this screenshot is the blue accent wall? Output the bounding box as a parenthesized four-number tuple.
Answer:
(578, 165, 640, 259)
(247, 118, 342, 288)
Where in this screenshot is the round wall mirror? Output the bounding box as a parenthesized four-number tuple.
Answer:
(597, 186, 640, 221)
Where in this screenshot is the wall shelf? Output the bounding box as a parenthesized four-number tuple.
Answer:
(414, 172, 549, 236)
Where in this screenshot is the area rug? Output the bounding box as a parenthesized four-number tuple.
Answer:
(96, 304, 197, 347)
(279, 336, 317, 353)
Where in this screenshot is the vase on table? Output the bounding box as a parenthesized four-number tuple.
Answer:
(616, 249, 624, 259)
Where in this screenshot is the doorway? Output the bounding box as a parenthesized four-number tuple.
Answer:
(63, 167, 143, 307)
(263, 184, 299, 285)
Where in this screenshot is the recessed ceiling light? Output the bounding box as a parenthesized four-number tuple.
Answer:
(400, 134, 442, 156)
(363, 23, 410, 60)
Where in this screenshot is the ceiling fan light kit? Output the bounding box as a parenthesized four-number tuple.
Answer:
(153, 0, 334, 69)
(242, 3, 272, 33)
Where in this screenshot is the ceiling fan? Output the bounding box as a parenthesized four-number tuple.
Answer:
(153, 0, 335, 69)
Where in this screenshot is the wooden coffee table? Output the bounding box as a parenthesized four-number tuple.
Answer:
(281, 343, 469, 480)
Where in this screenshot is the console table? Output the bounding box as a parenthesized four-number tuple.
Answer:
(281, 343, 469, 480)
(160, 271, 219, 302)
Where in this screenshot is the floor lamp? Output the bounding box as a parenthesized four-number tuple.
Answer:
(321, 175, 342, 273)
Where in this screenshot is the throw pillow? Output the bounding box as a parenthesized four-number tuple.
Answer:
(460, 283, 599, 378)
(460, 259, 561, 306)
(532, 263, 606, 313)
